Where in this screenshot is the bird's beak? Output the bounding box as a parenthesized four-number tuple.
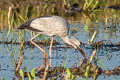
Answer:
(77, 46, 88, 60)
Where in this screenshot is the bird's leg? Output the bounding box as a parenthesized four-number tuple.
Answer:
(49, 37, 54, 67)
(30, 32, 48, 58)
(49, 37, 54, 58)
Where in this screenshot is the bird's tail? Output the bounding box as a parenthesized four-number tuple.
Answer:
(18, 18, 35, 30)
(17, 24, 26, 29)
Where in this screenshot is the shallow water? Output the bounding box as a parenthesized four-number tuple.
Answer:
(0, 22, 120, 80)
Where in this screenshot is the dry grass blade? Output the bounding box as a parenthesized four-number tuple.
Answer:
(7, 7, 12, 39)
(18, 14, 26, 22)
(89, 49, 96, 63)
(89, 31, 97, 44)
(43, 65, 49, 80)
(8, 7, 12, 29)
(16, 56, 23, 72)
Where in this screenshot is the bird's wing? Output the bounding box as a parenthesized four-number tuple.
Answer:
(30, 17, 54, 32)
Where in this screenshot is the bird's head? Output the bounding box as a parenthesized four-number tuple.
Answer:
(61, 36, 81, 49)
(69, 36, 81, 49)
(62, 36, 87, 59)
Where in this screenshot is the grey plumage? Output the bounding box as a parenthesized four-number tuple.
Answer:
(18, 16, 81, 49)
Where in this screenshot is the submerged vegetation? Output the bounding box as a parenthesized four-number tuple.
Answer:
(0, 0, 120, 80)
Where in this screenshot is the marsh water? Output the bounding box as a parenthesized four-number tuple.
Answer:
(0, 0, 120, 80)
(0, 21, 120, 80)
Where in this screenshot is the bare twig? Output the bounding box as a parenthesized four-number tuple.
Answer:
(43, 65, 49, 80)
(89, 49, 96, 63)
(78, 47, 88, 60)
(89, 31, 97, 44)
(16, 56, 23, 72)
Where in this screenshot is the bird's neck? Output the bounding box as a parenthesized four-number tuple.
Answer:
(61, 36, 76, 48)
(61, 36, 70, 44)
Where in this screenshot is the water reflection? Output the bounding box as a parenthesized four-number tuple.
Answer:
(0, 20, 120, 79)
(0, 1, 120, 78)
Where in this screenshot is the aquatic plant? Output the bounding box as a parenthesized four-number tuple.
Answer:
(84, 64, 90, 78)
(27, 73, 32, 80)
(66, 68, 74, 80)
(18, 67, 36, 80)
(31, 67, 36, 80)
(1, 77, 5, 80)
(19, 69, 24, 80)
(83, 0, 103, 13)
(64, 56, 68, 69)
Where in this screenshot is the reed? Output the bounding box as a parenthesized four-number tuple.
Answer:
(66, 68, 74, 80)
(1, 77, 5, 80)
(0, 0, 120, 30)
(19, 69, 24, 80)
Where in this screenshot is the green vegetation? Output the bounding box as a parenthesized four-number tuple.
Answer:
(19, 67, 36, 80)
(1, 77, 5, 80)
(31, 67, 36, 80)
(84, 65, 90, 78)
(27, 73, 32, 80)
(0, 0, 120, 30)
(19, 69, 24, 80)
(64, 56, 68, 69)
(66, 68, 74, 80)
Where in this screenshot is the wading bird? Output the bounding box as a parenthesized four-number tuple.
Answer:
(18, 16, 87, 59)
